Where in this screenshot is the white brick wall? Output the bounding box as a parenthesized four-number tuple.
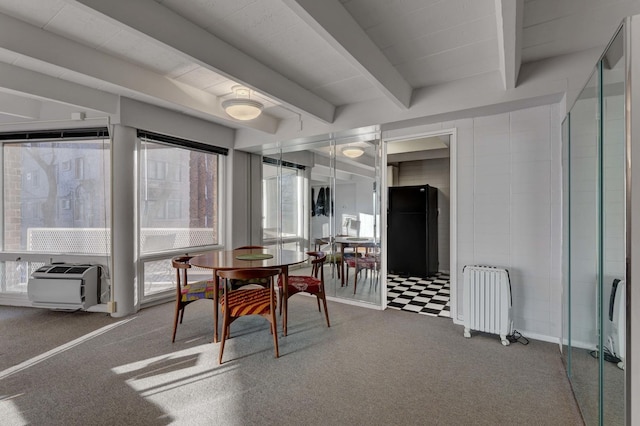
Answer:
(454, 104, 562, 340)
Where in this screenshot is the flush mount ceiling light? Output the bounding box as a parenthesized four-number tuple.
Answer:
(341, 146, 365, 158)
(222, 85, 264, 121)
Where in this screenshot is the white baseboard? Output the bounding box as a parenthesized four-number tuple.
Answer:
(450, 316, 562, 346)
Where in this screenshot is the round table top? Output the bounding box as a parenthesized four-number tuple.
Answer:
(334, 236, 378, 245)
(189, 247, 308, 271)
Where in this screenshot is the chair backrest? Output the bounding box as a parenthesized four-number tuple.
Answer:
(217, 268, 281, 308)
(306, 251, 327, 279)
(171, 255, 193, 296)
(217, 268, 281, 282)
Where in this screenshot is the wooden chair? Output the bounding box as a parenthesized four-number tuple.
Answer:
(280, 251, 330, 329)
(171, 255, 218, 342)
(314, 237, 341, 278)
(216, 268, 281, 364)
(345, 245, 380, 294)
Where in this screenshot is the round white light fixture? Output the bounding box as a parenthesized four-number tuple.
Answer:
(341, 146, 365, 158)
(222, 86, 264, 121)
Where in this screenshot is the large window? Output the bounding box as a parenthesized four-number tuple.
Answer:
(139, 137, 221, 297)
(1, 137, 111, 293)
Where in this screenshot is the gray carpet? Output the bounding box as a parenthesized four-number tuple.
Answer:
(1, 298, 583, 425)
(570, 347, 625, 425)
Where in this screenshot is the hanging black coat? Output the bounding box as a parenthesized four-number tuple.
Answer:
(315, 187, 326, 216)
(311, 187, 316, 216)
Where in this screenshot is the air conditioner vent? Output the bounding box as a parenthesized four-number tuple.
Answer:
(67, 267, 90, 274)
(49, 266, 72, 273)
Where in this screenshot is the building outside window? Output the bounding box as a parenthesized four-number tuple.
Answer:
(1, 139, 111, 294)
(139, 138, 220, 297)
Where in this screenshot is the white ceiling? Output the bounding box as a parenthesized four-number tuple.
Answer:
(0, 0, 639, 147)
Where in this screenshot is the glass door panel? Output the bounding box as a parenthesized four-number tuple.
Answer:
(569, 68, 600, 425)
(601, 28, 626, 426)
(562, 116, 571, 374)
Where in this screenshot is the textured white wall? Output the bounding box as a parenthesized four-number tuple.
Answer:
(454, 104, 562, 341)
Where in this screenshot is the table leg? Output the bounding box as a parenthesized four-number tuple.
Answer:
(340, 243, 345, 286)
(353, 247, 358, 292)
(213, 272, 219, 343)
(282, 266, 289, 336)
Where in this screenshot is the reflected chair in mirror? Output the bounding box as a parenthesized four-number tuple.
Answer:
(280, 251, 330, 329)
(216, 268, 281, 364)
(345, 245, 380, 294)
(171, 255, 218, 343)
(314, 237, 341, 279)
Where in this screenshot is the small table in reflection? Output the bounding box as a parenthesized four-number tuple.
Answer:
(334, 237, 379, 288)
(189, 247, 308, 342)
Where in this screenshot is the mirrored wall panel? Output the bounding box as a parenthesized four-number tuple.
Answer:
(563, 25, 626, 426)
(260, 127, 382, 307)
(568, 67, 600, 426)
(600, 28, 625, 426)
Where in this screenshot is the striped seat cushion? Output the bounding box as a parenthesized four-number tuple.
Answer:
(181, 280, 217, 302)
(283, 275, 321, 294)
(221, 289, 276, 317)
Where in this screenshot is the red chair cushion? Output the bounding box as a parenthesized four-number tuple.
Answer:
(345, 256, 378, 269)
(284, 275, 322, 295)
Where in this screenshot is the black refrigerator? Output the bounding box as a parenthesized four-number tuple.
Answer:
(387, 184, 438, 277)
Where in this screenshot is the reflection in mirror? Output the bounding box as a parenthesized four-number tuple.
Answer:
(561, 116, 571, 376)
(262, 151, 309, 251)
(260, 127, 382, 307)
(566, 26, 626, 426)
(327, 137, 380, 305)
(601, 28, 625, 426)
(568, 67, 599, 426)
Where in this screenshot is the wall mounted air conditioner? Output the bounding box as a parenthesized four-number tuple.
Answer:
(28, 264, 100, 310)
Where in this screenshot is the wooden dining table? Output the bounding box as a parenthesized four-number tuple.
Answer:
(189, 247, 308, 342)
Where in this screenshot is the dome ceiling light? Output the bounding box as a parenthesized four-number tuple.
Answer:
(341, 146, 365, 158)
(222, 86, 264, 121)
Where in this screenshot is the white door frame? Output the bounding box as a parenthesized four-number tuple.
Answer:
(382, 128, 458, 322)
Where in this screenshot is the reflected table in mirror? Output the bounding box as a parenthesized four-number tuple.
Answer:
(334, 237, 379, 290)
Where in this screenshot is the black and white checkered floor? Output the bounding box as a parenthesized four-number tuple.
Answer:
(386, 272, 451, 318)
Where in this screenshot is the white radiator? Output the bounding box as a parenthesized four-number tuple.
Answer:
(463, 265, 512, 346)
(606, 279, 625, 369)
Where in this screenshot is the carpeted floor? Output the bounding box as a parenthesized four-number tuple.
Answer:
(0, 298, 583, 425)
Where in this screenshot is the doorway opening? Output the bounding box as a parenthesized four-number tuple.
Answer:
(383, 130, 457, 321)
